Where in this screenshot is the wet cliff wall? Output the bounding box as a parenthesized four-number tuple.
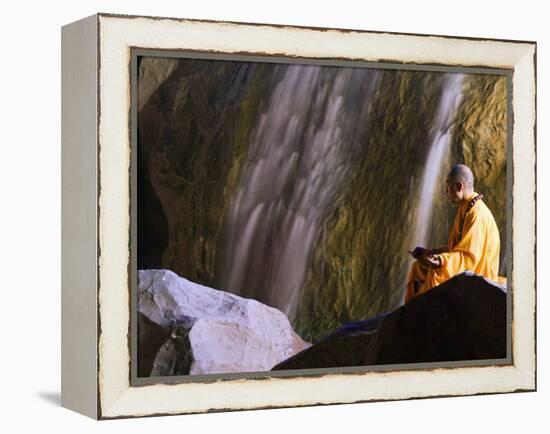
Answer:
(454, 74, 508, 272)
(294, 71, 507, 340)
(137, 56, 507, 342)
(137, 57, 278, 284)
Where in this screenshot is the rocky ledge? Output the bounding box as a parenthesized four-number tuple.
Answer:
(138, 269, 310, 377)
(273, 272, 507, 370)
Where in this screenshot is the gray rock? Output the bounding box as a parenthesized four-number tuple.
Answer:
(138, 269, 310, 376)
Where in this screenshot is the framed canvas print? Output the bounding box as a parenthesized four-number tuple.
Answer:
(61, 13, 536, 419)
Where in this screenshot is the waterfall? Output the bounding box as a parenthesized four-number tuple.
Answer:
(219, 64, 380, 319)
(405, 73, 465, 288)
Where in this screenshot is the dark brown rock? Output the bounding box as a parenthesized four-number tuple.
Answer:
(273, 272, 506, 370)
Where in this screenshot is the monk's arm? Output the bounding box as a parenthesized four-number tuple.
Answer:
(431, 246, 450, 254)
(438, 211, 485, 273)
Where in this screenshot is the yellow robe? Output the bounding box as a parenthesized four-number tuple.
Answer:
(405, 192, 504, 303)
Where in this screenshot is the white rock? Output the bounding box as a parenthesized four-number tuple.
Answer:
(138, 269, 310, 376)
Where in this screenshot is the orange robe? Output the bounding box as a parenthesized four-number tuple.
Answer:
(405, 192, 504, 303)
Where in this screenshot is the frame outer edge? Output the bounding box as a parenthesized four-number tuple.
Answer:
(61, 13, 100, 419)
(96, 13, 537, 418)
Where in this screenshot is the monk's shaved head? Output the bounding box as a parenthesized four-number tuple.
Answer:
(445, 164, 475, 203)
(448, 164, 474, 189)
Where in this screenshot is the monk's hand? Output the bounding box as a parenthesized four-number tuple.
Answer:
(425, 254, 442, 267)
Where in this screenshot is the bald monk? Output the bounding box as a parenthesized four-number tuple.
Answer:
(405, 164, 504, 303)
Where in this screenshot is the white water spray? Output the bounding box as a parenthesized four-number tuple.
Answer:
(220, 64, 380, 319)
(405, 73, 465, 292)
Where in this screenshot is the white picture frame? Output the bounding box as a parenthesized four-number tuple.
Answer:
(61, 13, 536, 419)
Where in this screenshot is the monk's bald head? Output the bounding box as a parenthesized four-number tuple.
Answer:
(448, 164, 474, 189)
(445, 164, 474, 203)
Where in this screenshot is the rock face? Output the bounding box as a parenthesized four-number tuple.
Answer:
(273, 272, 506, 370)
(137, 58, 276, 285)
(137, 269, 310, 377)
(294, 72, 508, 341)
(138, 58, 508, 342)
(453, 74, 508, 274)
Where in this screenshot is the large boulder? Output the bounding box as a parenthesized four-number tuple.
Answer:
(137, 269, 310, 376)
(273, 272, 506, 370)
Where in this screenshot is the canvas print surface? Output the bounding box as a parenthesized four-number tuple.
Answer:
(135, 55, 508, 379)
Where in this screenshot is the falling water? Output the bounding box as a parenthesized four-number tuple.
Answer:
(219, 64, 381, 319)
(409, 73, 465, 260)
